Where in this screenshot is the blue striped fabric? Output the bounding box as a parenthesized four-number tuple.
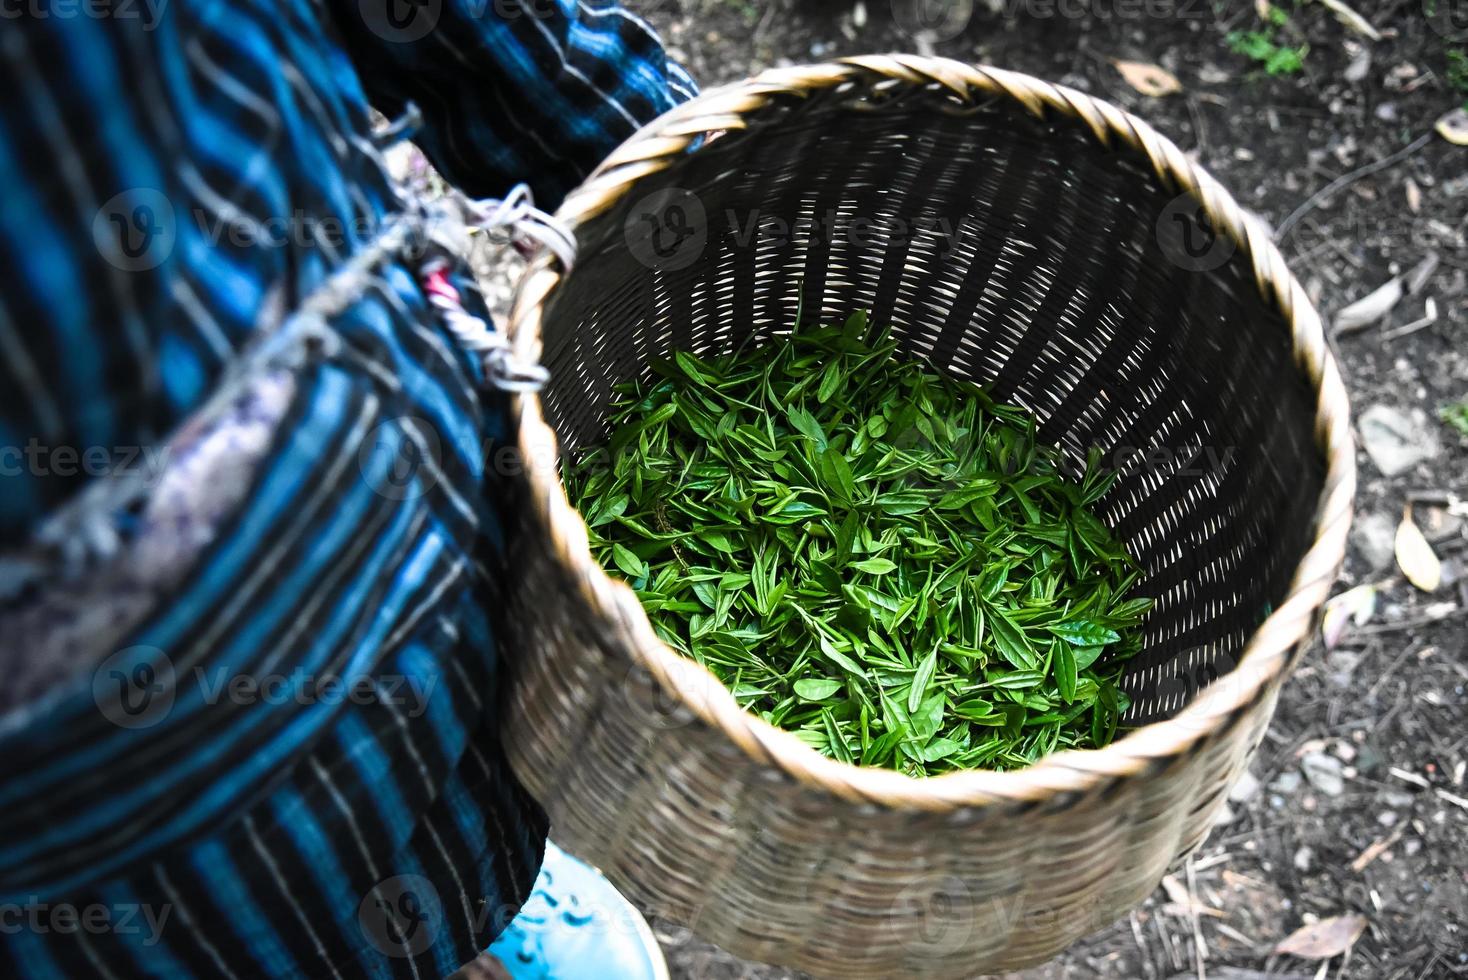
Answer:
(0, 2, 693, 976)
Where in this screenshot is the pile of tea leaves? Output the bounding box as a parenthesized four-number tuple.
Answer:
(566, 313, 1151, 776)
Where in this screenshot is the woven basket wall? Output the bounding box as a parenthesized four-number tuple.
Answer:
(497, 57, 1354, 978)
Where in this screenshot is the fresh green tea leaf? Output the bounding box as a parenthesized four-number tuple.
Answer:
(794, 678, 843, 701)
(1055, 642, 1078, 703)
(567, 313, 1153, 777)
(987, 607, 1039, 670)
(786, 406, 827, 449)
(611, 543, 647, 580)
(909, 646, 938, 713)
(852, 557, 897, 575)
(1050, 620, 1122, 647)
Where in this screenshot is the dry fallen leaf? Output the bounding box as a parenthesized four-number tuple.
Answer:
(1395, 509, 1442, 592)
(1437, 107, 1468, 146)
(1404, 252, 1439, 295)
(1113, 60, 1182, 98)
(1322, 583, 1377, 649)
(1274, 914, 1367, 959)
(1314, 0, 1381, 40)
(1333, 277, 1402, 333)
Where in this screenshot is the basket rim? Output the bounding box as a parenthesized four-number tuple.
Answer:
(504, 55, 1356, 811)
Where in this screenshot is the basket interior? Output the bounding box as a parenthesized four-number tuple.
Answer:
(535, 84, 1324, 725)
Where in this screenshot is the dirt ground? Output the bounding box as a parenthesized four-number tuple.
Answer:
(602, 2, 1468, 978)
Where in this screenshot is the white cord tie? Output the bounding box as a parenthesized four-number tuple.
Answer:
(435, 301, 550, 394)
(463, 183, 576, 271)
(417, 182, 569, 394)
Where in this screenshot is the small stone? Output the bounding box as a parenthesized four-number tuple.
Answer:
(1344, 48, 1371, 83)
(1376, 102, 1399, 122)
(1294, 846, 1315, 872)
(1351, 511, 1398, 570)
(1230, 770, 1261, 804)
(1440, 557, 1463, 588)
(1327, 650, 1364, 686)
(1198, 64, 1230, 85)
(1302, 753, 1346, 797)
(1273, 771, 1303, 795)
(1213, 803, 1236, 826)
(1379, 811, 1399, 827)
(1358, 404, 1440, 476)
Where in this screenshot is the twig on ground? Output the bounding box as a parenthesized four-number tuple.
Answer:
(1364, 642, 1423, 700)
(1389, 767, 1431, 789)
(1380, 298, 1438, 340)
(1406, 489, 1466, 510)
(1156, 908, 1183, 972)
(1187, 856, 1208, 980)
(1193, 851, 1232, 873)
(1276, 133, 1433, 242)
(1211, 923, 1256, 951)
(1304, 218, 1366, 271)
(1358, 607, 1468, 637)
(1436, 788, 1468, 812)
(1132, 910, 1159, 980)
(1351, 826, 1405, 872)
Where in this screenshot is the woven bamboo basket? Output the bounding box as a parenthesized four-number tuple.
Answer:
(496, 56, 1354, 978)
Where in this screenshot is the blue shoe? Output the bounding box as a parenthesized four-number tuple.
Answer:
(487, 841, 669, 980)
